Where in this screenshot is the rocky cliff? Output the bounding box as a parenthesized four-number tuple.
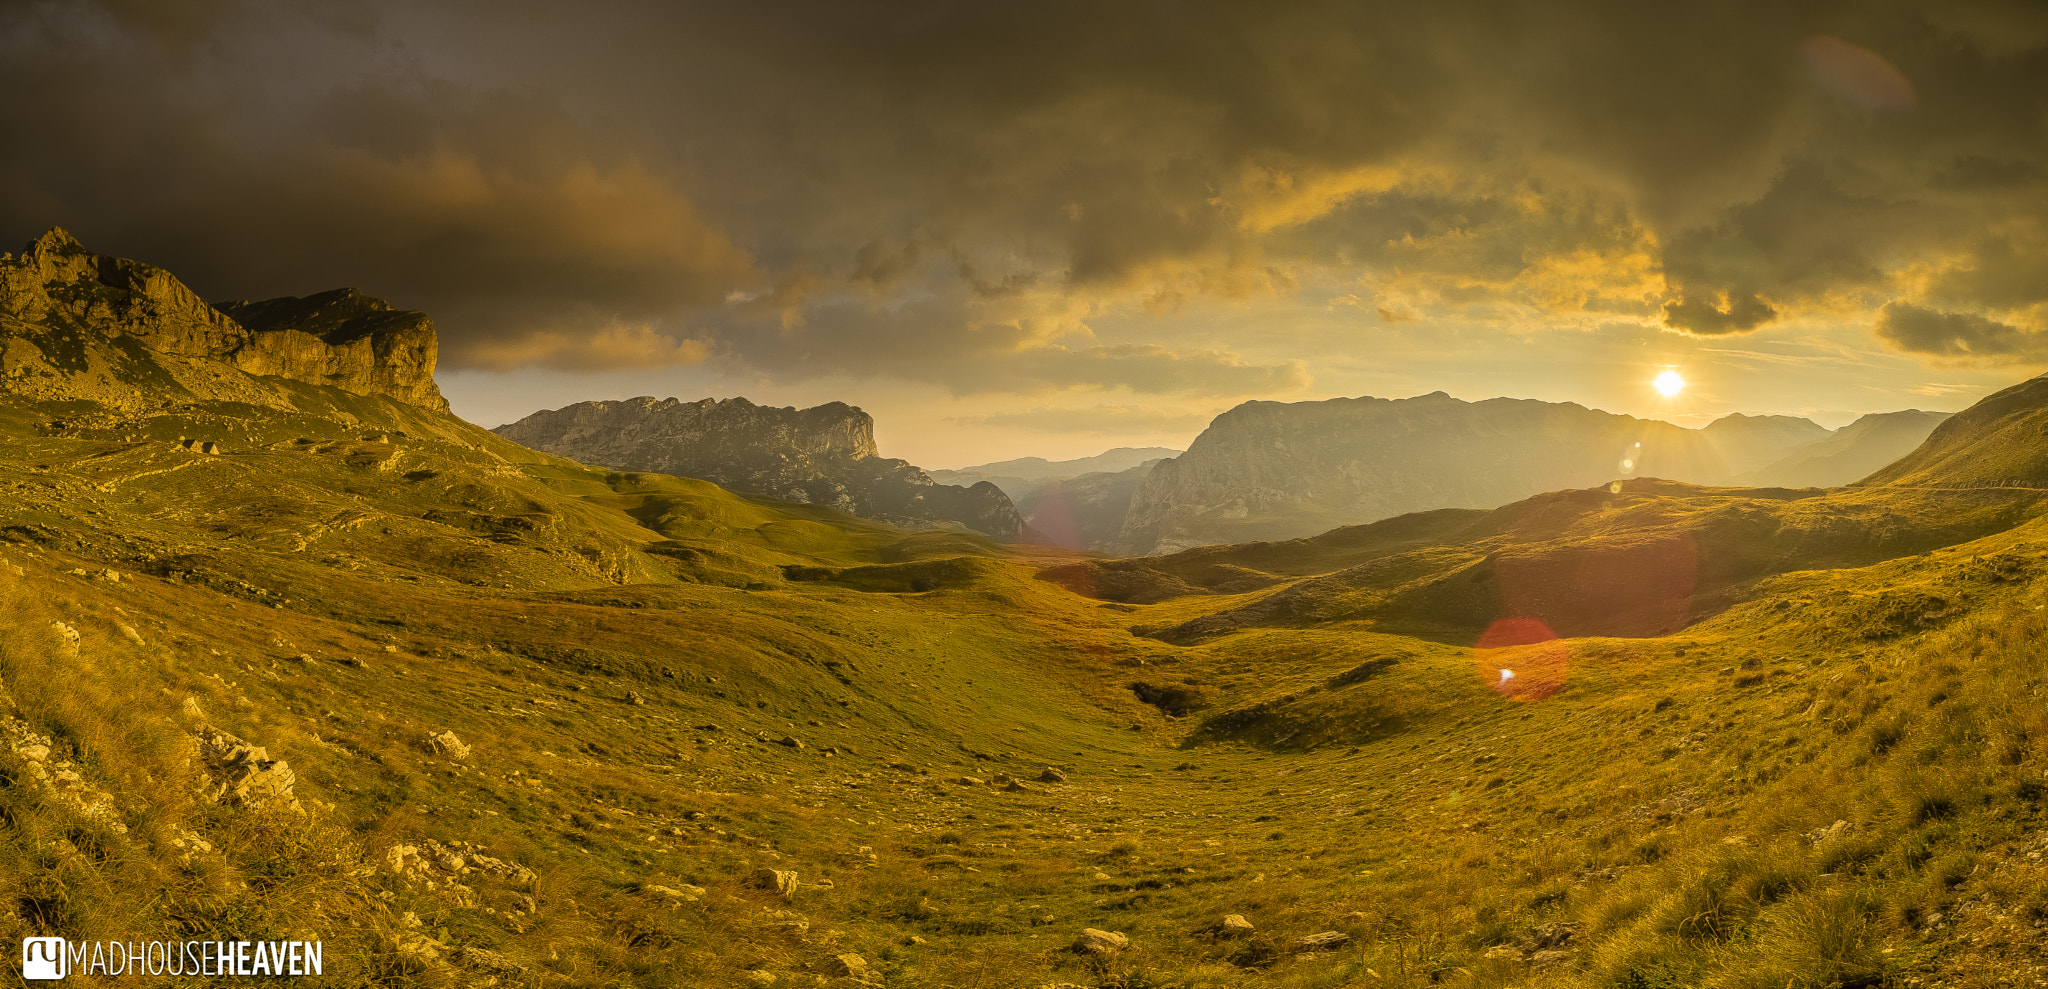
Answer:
(0, 228, 447, 411)
(492, 397, 1025, 540)
(1114, 392, 1789, 555)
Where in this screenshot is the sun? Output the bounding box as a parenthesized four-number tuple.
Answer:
(1653, 370, 1686, 397)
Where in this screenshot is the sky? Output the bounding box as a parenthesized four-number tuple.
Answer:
(3, 0, 2046, 468)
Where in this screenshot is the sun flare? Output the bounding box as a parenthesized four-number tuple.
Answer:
(1653, 370, 1685, 397)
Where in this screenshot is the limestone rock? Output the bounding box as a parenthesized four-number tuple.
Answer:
(1295, 931, 1350, 952)
(491, 397, 1024, 540)
(1072, 929, 1128, 955)
(0, 229, 448, 412)
(424, 730, 471, 760)
(827, 954, 871, 979)
(197, 727, 302, 813)
(1218, 914, 1255, 937)
(1038, 767, 1067, 783)
(754, 868, 799, 896)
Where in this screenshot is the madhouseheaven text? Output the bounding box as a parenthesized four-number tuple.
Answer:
(52, 940, 321, 976)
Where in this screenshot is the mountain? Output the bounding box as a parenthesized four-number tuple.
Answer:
(0, 227, 447, 412)
(1738, 409, 1952, 487)
(929, 446, 1181, 551)
(1698, 412, 1831, 473)
(1013, 459, 1166, 551)
(12, 232, 2048, 987)
(493, 397, 1025, 540)
(932, 446, 1181, 486)
(1861, 375, 2048, 488)
(1115, 392, 1756, 555)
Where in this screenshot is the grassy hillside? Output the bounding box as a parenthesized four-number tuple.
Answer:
(4, 385, 2048, 988)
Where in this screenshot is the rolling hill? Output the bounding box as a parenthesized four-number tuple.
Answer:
(3, 230, 2047, 988)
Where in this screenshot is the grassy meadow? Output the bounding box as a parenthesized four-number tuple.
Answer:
(3, 391, 2047, 987)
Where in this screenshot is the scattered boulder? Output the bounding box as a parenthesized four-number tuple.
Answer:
(1038, 767, 1067, 783)
(777, 735, 805, 749)
(1531, 949, 1575, 970)
(626, 690, 646, 705)
(1219, 914, 1255, 937)
(758, 909, 810, 933)
(1484, 945, 1525, 963)
(827, 953, 871, 980)
(742, 972, 777, 986)
(956, 775, 984, 786)
(1072, 929, 1129, 955)
(197, 728, 302, 813)
(1295, 932, 1350, 952)
(645, 884, 704, 903)
(754, 868, 799, 896)
(385, 930, 447, 973)
(1806, 819, 1850, 844)
(424, 730, 471, 760)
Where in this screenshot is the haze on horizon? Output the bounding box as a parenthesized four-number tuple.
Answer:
(4, 0, 2046, 468)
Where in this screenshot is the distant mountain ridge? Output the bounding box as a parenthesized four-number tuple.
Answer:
(1112, 392, 1950, 555)
(1740, 410, 1952, 488)
(0, 227, 447, 411)
(1862, 376, 2048, 488)
(493, 397, 1026, 540)
(932, 447, 1182, 551)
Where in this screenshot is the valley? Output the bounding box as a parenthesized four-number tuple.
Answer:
(2, 233, 2046, 988)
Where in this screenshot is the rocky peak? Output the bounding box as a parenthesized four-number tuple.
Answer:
(493, 398, 1019, 539)
(1, 228, 447, 411)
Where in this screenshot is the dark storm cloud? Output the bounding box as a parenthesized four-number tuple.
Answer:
(1874, 302, 2042, 360)
(3, 0, 2047, 387)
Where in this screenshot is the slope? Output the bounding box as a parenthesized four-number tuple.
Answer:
(1861, 375, 2048, 488)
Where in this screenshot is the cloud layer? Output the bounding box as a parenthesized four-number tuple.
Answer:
(4, 0, 2046, 398)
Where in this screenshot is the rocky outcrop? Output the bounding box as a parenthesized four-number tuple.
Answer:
(217, 288, 448, 411)
(1113, 392, 1829, 555)
(0, 227, 448, 411)
(493, 397, 1025, 540)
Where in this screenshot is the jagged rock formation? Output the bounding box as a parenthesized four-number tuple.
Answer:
(0, 227, 447, 411)
(216, 289, 448, 411)
(1738, 410, 1950, 488)
(492, 397, 1025, 540)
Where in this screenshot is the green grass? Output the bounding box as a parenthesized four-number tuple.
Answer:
(4, 392, 2048, 986)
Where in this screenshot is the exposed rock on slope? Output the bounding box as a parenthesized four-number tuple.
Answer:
(493, 397, 1025, 540)
(216, 288, 448, 411)
(0, 228, 448, 411)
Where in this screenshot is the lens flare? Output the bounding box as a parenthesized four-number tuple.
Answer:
(1653, 371, 1685, 397)
(1474, 617, 1568, 701)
